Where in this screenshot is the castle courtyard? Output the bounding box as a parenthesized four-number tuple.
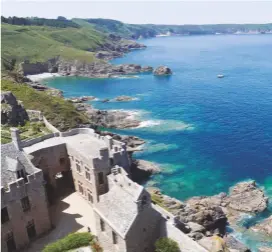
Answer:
(24, 192, 96, 252)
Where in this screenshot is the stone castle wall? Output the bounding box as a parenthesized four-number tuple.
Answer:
(1, 170, 51, 252)
(94, 211, 127, 252)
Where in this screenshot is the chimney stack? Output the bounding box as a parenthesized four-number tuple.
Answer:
(10, 128, 22, 150)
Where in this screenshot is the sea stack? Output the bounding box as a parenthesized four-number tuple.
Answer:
(153, 66, 172, 76)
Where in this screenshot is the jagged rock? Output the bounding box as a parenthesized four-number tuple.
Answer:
(134, 159, 161, 174)
(102, 99, 110, 103)
(224, 235, 251, 252)
(188, 232, 204, 240)
(114, 96, 134, 102)
(153, 66, 172, 75)
(141, 66, 153, 72)
(131, 160, 161, 183)
(251, 215, 272, 237)
(227, 181, 268, 213)
(187, 222, 206, 233)
(1, 92, 29, 126)
(86, 108, 140, 129)
(67, 96, 96, 103)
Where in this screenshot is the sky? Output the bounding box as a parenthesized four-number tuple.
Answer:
(1, 1, 272, 25)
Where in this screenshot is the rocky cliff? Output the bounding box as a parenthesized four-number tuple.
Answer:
(148, 180, 269, 251)
(1, 91, 29, 126)
(18, 34, 146, 77)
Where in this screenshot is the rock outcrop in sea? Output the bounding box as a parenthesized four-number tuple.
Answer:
(251, 215, 272, 237)
(147, 180, 269, 251)
(153, 66, 173, 75)
(227, 181, 268, 213)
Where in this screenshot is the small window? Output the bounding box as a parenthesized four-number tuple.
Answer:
(21, 197, 31, 212)
(78, 184, 84, 195)
(6, 232, 16, 252)
(59, 158, 65, 165)
(1, 207, 9, 224)
(100, 219, 105, 231)
(85, 171, 91, 181)
(26, 220, 36, 240)
(112, 231, 118, 244)
(16, 169, 25, 179)
(76, 163, 81, 173)
(142, 195, 147, 206)
(88, 192, 93, 203)
(98, 172, 104, 185)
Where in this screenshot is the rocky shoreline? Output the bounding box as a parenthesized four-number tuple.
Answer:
(147, 181, 271, 252)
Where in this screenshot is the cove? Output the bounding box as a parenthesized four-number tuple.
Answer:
(45, 34, 272, 202)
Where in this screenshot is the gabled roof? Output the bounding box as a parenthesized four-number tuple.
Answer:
(1, 142, 39, 186)
(94, 169, 145, 238)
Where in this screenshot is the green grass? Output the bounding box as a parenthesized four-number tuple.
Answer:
(1, 121, 52, 144)
(1, 80, 90, 131)
(1, 23, 106, 67)
(42, 232, 94, 252)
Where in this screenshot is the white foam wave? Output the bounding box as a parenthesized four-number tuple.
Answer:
(26, 72, 61, 81)
(136, 120, 162, 128)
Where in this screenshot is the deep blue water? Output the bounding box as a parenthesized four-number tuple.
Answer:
(45, 35, 272, 250)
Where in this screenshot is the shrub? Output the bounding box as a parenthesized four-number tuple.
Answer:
(91, 240, 103, 252)
(155, 237, 180, 252)
(42, 232, 94, 252)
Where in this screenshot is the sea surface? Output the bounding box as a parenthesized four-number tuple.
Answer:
(45, 35, 272, 250)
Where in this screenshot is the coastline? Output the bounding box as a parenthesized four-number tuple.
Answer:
(26, 72, 61, 82)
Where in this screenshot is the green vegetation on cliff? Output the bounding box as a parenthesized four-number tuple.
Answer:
(2, 16, 272, 71)
(1, 80, 90, 131)
(1, 23, 105, 66)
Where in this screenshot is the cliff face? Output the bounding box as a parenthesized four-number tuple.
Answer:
(18, 34, 146, 77)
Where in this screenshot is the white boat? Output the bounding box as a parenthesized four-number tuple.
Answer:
(217, 74, 224, 78)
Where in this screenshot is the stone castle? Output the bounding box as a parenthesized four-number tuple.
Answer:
(1, 127, 207, 252)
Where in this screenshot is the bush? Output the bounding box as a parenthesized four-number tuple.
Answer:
(42, 232, 94, 252)
(155, 237, 180, 252)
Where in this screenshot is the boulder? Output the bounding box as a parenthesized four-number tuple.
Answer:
(153, 66, 172, 75)
(1, 92, 29, 126)
(251, 215, 272, 237)
(224, 235, 250, 252)
(227, 181, 268, 213)
(187, 222, 206, 233)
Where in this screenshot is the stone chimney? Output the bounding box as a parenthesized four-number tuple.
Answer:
(10, 128, 22, 150)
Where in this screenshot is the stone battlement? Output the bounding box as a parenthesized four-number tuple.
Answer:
(1, 170, 44, 203)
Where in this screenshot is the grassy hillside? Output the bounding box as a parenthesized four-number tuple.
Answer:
(81, 18, 272, 38)
(1, 80, 90, 131)
(1, 23, 106, 69)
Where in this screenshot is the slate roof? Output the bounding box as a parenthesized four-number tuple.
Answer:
(94, 171, 144, 238)
(1, 142, 39, 186)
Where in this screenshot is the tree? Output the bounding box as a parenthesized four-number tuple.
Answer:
(57, 16, 67, 21)
(155, 237, 180, 252)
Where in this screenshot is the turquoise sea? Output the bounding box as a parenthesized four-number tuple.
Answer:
(45, 35, 272, 250)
